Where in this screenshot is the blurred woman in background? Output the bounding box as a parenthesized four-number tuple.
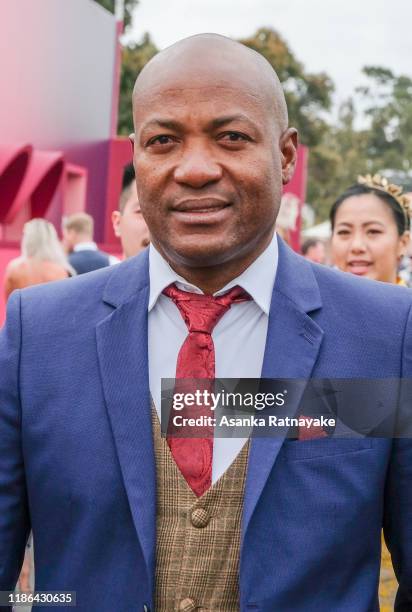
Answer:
(4, 218, 74, 300)
(330, 174, 410, 285)
(3, 218, 74, 590)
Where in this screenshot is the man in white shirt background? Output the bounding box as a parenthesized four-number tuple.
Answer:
(62, 212, 116, 273)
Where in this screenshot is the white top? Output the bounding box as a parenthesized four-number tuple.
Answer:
(73, 241, 99, 252)
(148, 233, 278, 482)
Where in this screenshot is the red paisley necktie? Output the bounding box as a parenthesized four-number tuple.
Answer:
(163, 283, 251, 496)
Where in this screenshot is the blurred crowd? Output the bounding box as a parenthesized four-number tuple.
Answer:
(3, 166, 150, 302)
(5, 170, 412, 304)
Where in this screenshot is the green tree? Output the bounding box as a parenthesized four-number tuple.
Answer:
(310, 67, 412, 221)
(307, 99, 370, 220)
(239, 28, 337, 221)
(239, 28, 334, 147)
(357, 66, 412, 172)
(118, 33, 158, 135)
(93, 0, 138, 30)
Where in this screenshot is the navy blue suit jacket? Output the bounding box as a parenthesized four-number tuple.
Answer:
(0, 238, 412, 611)
(68, 248, 110, 275)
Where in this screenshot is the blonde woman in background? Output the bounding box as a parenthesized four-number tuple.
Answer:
(3, 219, 74, 591)
(4, 218, 74, 300)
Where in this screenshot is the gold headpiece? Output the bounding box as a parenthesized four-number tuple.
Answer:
(357, 174, 410, 223)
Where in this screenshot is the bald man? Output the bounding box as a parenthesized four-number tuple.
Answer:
(0, 35, 411, 612)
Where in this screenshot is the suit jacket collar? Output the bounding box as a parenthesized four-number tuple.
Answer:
(274, 236, 322, 314)
(101, 236, 321, 314)
(147, 233, 279, 315)
(102, 248, 150, 308)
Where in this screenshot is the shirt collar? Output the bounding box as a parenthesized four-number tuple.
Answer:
(73, 241, 98, 252)
(148, 233, 278, 315)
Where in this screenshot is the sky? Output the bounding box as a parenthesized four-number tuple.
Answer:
(125, 0, 412, 111)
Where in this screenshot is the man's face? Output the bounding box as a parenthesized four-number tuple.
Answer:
(132, 74, 296, 270)
(62, 227, 75, 253)
(112, 183, 150, 258)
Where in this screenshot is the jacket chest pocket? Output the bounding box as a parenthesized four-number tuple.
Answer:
(280, 437, 374, 461)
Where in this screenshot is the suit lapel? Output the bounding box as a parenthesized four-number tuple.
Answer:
(95, 252, 156, 586)
(242, 238, 324, 538)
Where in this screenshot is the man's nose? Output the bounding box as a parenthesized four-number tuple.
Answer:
(174, 145, 222, 188)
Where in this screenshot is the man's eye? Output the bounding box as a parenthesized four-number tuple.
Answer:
(147, 135, 175, 146)
(218, 132, 250, 142)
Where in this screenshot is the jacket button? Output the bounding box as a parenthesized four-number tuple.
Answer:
(190, 507, 210, 528)
(179, 597, 197, 611)
(143, 605, 150, 612)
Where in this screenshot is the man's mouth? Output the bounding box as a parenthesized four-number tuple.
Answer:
(172, 198, 231, 223)
(347, 260, 372, 275)
(173, 198, 231, 213)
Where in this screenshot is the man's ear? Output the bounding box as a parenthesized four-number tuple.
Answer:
(129, 133, 135, 155)
(280, 128, 298, 185)
(112, 211, 121, 238)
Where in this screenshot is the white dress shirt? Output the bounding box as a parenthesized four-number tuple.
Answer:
(148, 233, 278, 482)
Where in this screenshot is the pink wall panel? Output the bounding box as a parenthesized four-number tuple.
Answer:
(0, 0, 118, 241)
(0, 0, 116, 147)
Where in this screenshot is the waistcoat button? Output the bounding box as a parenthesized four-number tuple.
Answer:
(190, 507, 210, 528)
(179, 597, 197, 611)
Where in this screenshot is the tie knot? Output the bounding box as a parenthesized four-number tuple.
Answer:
(163, 284, 251, 334)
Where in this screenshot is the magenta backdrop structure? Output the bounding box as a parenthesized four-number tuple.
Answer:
(0, 0, 307, 323)
(0, 0, 131, 248)
(0, 0, 133, 321)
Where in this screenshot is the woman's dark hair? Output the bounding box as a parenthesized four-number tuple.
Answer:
(330, 183, 409, 235)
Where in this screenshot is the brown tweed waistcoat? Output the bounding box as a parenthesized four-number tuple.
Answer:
(152, 407, 250, 612)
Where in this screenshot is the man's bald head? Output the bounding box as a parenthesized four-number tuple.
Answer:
(132, 33, 288, 132)
(130, 33, 298, 293)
